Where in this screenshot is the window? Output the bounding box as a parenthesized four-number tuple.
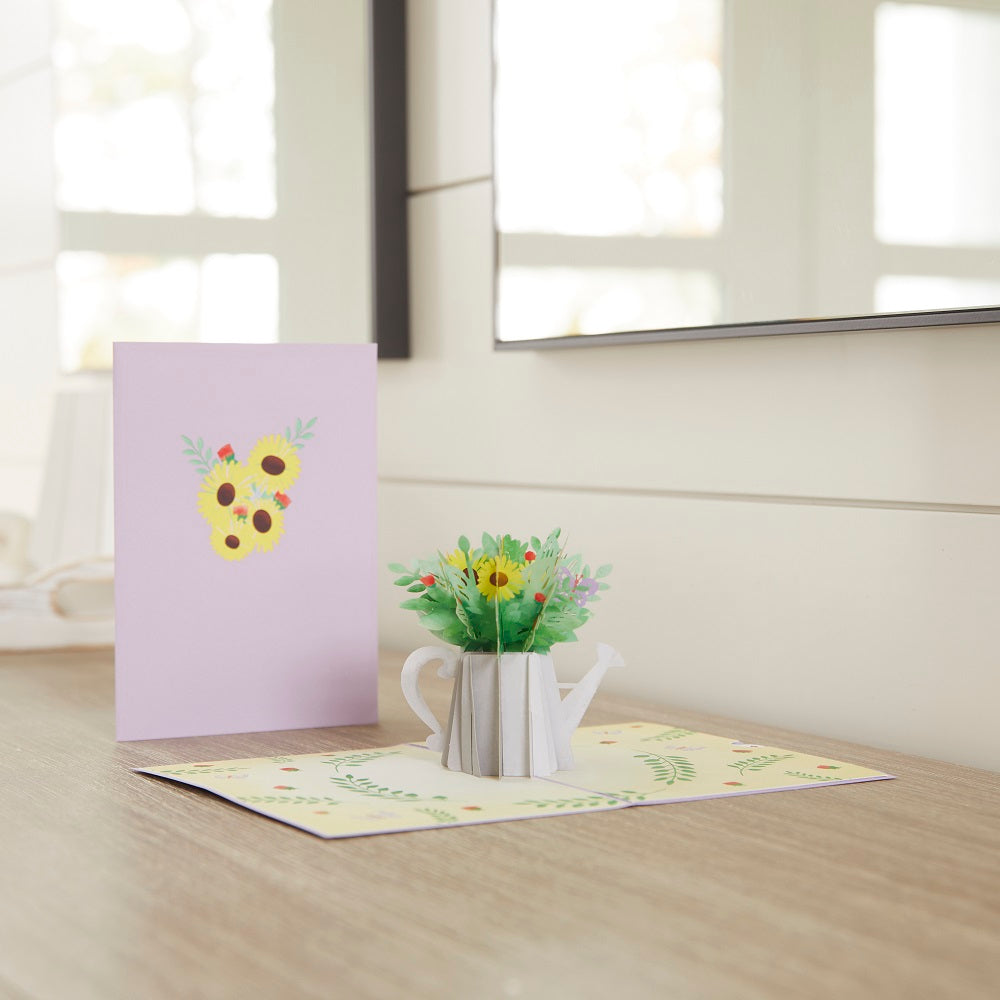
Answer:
(52, 1, 372, 370)
(495, 0, 723, 340)
(53, 0, 278, 371)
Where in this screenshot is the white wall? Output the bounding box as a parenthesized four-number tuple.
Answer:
(0, 1, 57, 519)
(378, 0, 1000, 772)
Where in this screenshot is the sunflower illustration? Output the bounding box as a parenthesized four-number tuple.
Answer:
(245, 495, 286, 553)
(197, 461, 254, 526)
(209, 515, 257, 562)
(184, 420, 316, 562)
(247, 434, 301, 492)
(476, 554, 525, 602)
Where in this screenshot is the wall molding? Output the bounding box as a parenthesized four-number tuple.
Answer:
(378, 475, 1000, 517)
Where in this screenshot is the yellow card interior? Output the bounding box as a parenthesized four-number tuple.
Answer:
(137, 722, 893, 839)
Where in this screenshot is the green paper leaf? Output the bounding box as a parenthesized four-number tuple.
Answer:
(388, 562, 408, 573)
(420, 608, 459, 629)
(305, 416, 317, 429)
(406, 583, 426, 593)
(596, 564, 613, 577)
(393, 575, 416, 586)
(458, 535, 469, 551)
(296, 417, 302, 434)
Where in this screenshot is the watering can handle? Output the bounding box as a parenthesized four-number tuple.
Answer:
(400, 646, 460, 752)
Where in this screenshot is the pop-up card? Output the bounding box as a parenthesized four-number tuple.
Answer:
(391, 529, 618, 777)
(137, 721, 893, 839)
(114, 343, 377, 740)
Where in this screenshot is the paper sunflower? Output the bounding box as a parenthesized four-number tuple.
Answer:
(209, 516, 257, 562)
(247, 434, 301, 493)
(197, 461, 254, 526)
(476, 554, 525, 602)
(246, 496, 286, 554)
(446, 548, 483, 578)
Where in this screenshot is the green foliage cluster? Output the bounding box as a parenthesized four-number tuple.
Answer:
(389, 528, 611, 654)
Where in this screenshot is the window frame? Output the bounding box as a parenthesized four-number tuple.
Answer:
(55, 0, 410, 365)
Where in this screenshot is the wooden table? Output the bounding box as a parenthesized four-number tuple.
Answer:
(1, 649, 998, 1000)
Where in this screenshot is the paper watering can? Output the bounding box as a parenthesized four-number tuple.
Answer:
(401, 644, 624, 777)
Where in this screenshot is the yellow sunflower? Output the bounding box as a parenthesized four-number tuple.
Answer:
(476, 554, 525, 602)
(197, 461, 254, 526)
(445, 548, 484, 575)
(209, 515, 257, 562)
(247, 434, 301, 493)
(245, 496, 286, 554)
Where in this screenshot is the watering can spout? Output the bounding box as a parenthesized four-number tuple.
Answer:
(560, 643, 624, 734)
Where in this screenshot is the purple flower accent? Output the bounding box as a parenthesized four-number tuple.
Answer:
(553, 567, 599, 605)
(573, 577, 598, 607)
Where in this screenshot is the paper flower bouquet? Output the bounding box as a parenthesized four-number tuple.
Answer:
(389, 528, 611, 653)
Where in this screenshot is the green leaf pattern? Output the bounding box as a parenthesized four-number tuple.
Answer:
(639, 727, 695, 742)
(516, 794, 619, 810)
(285, 416, 317, 451)
(322, 749, 402, 773)
(180, 435, 216, 477)
(415, 807, 459, 824)
(728, 754, 795, 775)
(328, 773, 449, 803)
(633, 752, 697, 785)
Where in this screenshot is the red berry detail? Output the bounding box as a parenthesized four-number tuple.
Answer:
(280, 767, 299, 771)
(314, 810, 329, 815)
(217, 444, 234, 460)
(420, 574, 436, 586)
(462, 806, 482, 811)
(599, 740, 617, 745)
(534, 592, 546, 602)
(525, 550, 536, 562)
(732, 749, 752, 753)
(273, 785, 295, 790)
(723, 781, 743, 786)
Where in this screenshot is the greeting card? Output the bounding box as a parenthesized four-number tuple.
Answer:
(114, 343, 377, 740)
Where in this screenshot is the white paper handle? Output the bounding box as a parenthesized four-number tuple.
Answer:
(400, 646, 459, 752)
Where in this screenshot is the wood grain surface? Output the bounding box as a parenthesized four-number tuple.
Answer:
(1, 648, 998, 1000)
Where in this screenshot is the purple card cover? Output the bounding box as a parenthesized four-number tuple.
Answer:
(113, 343, 377, 740)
